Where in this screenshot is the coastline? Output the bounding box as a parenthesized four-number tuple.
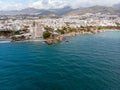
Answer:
(43, 29, 120, 44)
(0, 29, 120, 44)
(62, 29, 120, 37)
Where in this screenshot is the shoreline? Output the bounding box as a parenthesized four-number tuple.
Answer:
(62, 29, 120, 37)
(0, 29, 120, 44)
(19, 29, 120, 44)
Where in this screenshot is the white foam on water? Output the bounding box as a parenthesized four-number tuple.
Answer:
(0, 41, 11, 43)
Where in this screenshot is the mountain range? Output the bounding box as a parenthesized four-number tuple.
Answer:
(66, 6, 120, 16)
(0, 6, 74, 16)
(0, 4, 120, 16)
(113, 3, 120, 10)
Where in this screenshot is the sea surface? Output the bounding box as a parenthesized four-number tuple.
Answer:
(0, 31, 120, 90)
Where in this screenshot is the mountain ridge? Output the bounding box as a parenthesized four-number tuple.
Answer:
(66, 6, 119, 16)
(0, 5, 119, 16)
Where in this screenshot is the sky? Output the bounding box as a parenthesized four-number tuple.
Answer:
(0, 0, 120, 10)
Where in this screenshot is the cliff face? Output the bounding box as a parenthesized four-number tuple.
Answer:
(45, 35, 63, 45)
(0, 29, 31, 42)
(0, 31, 14, 37)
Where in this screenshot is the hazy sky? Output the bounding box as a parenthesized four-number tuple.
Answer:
(0, 0, 120, 10)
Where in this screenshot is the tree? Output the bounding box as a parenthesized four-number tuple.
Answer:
(43, 31, 51, 39)
(56, 29, 65, 34)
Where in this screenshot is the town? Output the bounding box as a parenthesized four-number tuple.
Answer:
(0, 13, 120, 44)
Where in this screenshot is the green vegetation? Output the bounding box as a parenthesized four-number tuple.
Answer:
(43, 31, 51, 39)
(53, 25, 120, 36)
(56, 29, 65, 34)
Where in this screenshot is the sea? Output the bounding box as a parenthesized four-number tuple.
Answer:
(0, 31, 120, 90)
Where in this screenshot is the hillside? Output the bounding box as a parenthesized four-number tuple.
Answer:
(66, 6, 119, 16)
(0, 6, 119, 16)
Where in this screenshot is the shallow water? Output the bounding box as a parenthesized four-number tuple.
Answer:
(0, 31, 120, 90)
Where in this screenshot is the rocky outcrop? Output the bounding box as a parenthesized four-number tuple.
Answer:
(45, 35, 63, 45)
(11, 36, 26, 42)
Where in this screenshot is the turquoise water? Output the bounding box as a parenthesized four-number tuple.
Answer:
(0, 31, 120, 90)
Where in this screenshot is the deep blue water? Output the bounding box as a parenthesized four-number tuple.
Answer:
(0, 31, 120, 90)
